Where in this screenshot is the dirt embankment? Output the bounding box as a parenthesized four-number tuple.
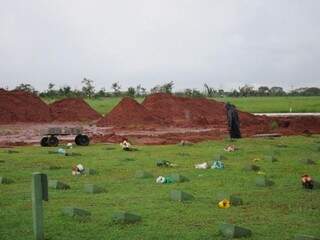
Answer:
(0, 90, 51, 124)
(1, 90, 319, 146)
(0, 90, 101, 124)
(97, 97, 164, 129)
(49, 98, 101, 122)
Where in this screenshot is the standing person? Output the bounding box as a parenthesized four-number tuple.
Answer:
(225, 102, 241, 139)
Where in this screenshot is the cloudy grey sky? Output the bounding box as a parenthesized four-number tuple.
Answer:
(1, 0, 319, 92)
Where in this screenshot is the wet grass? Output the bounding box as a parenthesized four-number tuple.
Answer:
(0, 135, 320, 239)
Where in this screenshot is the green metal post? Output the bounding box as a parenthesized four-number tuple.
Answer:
(32, 172, 48, 240)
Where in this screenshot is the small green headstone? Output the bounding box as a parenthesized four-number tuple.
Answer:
(48, 165, 61, 170)
(62, 207, 91, 218)
(213, 155, 226, 161)
(230, 195, 243, 206)
(0, 177, 13, 184)
(84, 184, 105, 194)
(48, 180, 70, 190)
(170, 190, 194, 202)
(6, 149, 19, 154)
(170, 173, 189, 183)
(243, 164, 260, 172)
(264, 155, 278, 162)
(276, 144, 288, 148)
(255, 176, 274, 187)
(112, 212, 141, 224)
(135, 170, 153, 179)
(219, 223, 252, 238)
(294, 234, 320, 240)
(85, 168, 97, 175)
(300, 159, 316, 165)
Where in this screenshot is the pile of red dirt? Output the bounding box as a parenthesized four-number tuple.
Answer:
(97, 97, 164, 128)
(49, 98, 101, 122)
(0, 90, 51, 124)
(142, 93, 228, 127)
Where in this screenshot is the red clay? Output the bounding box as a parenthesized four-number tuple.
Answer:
(0, 90, 51, 124)
(49, 98, 101, 122)
(97, 97, 164, 128)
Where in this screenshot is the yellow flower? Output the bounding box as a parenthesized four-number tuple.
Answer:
(218, 199, 231, 208)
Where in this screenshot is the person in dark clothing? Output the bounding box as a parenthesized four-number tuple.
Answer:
(225, 102, 241, 139)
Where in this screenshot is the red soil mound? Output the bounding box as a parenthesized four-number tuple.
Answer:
(142, 93, 228, 127)
(97, 97, 164, 128)
(0, 90, 51, 124)
(49, 98, 101, 122)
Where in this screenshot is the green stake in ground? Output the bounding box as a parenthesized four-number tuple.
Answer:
(84, 184, 105, 194)
(62, 207, 91, 218)
(32, 172, 48, 240)
(255, 176, 274, 187)
(112, 212, 141, 224)
(219, 223, 252, 238)
(170, 190, 194, 202)
(48, 180, 70, 190)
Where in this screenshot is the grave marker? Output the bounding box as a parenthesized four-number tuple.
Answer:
(230, 195, 243, 206)
(48, 180, 70, 190)
(0, 176, 14, 184)
(112, 212, 141, 224)
(170, 190, 194, 202)
(84, 184, 105, 194)
(62, 207, 91, 218)
(255, 176, 274, 187)
(294, 234, 320, 240)
(170, 173, 189, 183)
(219, 223, 252, 238)
(135, 170, 153, 179)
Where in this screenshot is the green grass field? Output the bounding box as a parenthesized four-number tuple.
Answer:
(43, 96, 320, 115)
(1, 136, 320, 239)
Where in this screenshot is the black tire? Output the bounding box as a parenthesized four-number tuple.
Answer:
(75, 134, 90, 146)
(48, 136, 59, 147)
(40, 137, 49, 147)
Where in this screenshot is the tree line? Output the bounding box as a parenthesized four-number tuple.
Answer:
(7, 79, 320, 98)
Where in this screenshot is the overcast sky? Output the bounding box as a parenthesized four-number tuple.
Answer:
(1, 0, 319, 92)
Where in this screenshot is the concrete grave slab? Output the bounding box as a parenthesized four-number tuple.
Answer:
(84, 184, 105, 194)
(219, 223, 252, 238)
(135, 170, 153, 179)
(112, 212, 141, 224)
(62, 207, 91, 218)
(264, 155, 278, 162)
(300, 159, 316, 165)
(230, 195, 243, 206)
(255, 176, 274, 187)
(85, 168, 97, 175)
(48, 180, 70, 190)
(213, 155, 226, 162)
(294, 234, 320, 240)
(170, 173, 189, 183)
(170, 190, 194, 202)
(0, 177, 14, 184)
(243, 164, 260, 172)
